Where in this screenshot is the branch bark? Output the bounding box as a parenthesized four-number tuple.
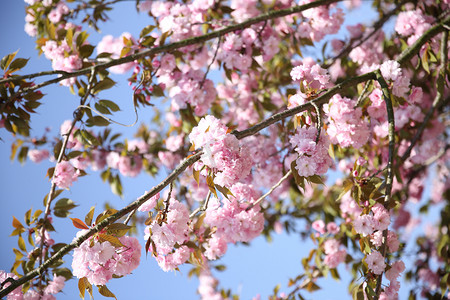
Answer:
(373, 69, 395, 299)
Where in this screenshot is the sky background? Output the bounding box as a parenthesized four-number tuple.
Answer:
(0, 1, 438, 299)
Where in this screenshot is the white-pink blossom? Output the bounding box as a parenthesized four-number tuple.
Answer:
(366, 251, 386, 275)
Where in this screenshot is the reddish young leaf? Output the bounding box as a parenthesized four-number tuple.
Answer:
(70, 218, 89, 230)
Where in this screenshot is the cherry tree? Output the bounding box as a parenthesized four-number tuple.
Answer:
(0, 0, 449, 299)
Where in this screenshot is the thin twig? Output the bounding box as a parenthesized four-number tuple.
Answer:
(354, 80, 372, 108)
(246, 170, 292, 211)
(189, 191, 212, 218)
(200, 36, 222, 88)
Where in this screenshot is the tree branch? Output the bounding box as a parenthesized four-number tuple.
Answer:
(374, 69, 395, 299)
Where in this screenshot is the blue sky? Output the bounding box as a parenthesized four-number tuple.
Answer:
(0, 1, 431, 299)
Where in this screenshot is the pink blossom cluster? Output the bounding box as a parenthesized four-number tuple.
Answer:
(41, 39, 82, 86)
(289, 126, 333, 177)
(197, 267, 223, 300)
(340, 191, 363, 221)
(323, 239, 347, 269)
(368, 87, 424, 139)
(189, 116, 253, 187)
(144, 199, 191, 271)
(217, 73, 261, 129)
(297, 0, 344, 42)
(71, 234, 141, 286)
(325, 94, 370, 149)
(60, 120, 83, 150)
(97, 33, 137, 74)
(244, 132, 286, 196)
(312, 220, 340, 235)
(203, 197, 264, 260)
(151, 1, 210, 43)
(365, 250, 386, 275)
(138, 192, 160, 212)
(28, 149, 50, 163)
(105, 140, 150, 177)
(370, 230, 400, 253)
(168, 67, 217, 116)
(353, 203, 391, 237)
(395, 9, 433, 45)
(51, 160, 78, 189)
(48, 1, 70, 24)
(349, 31, 385, 67)
(380, 260, 405, 299)
(290, 58, 331, 91)
(379, 60, 410, 98)
(0, 270, 65, 300)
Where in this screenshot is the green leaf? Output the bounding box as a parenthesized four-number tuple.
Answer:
(92, 78, 116, 94)
(86, 116, 110, 127)
(9, 58, 29, 71)
(307, 174, 325, 185)
(54, 198, 78, 210)
(79, 129, 101, 146)
(95, 102, 112, 115)
(98, 100, 120, 112)
(79, 44, 95, 58)
(97, 285, 117, 299)
(193, 168, 200, 186)
(66, 151, 83, 160)
(106, 223, 132, 237)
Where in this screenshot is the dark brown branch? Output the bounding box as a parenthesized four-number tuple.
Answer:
(374, 69, 395, 299)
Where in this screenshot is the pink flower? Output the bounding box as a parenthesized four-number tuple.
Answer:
(323, 239, 340, 254)
(52, 161, 78, 189)
(44, 274, 65, 295)
(380, 60, 402, 81)
(366, 251, 386, 275)
(324, 249, 346, 269)
(72, 235, 141, 286)
(28, 149, 50, 163)
(387, 231, 400, 252)
(138, 193, 160, 212)
(385, 260, 405, 282)
(353, 215, 375, 236)
(290, 57, 331, 91)
(326, 222, 340, 234)
(312, 220, 326, 235)
(325, 94, 370, 149)
(372, 203, 390, 231)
